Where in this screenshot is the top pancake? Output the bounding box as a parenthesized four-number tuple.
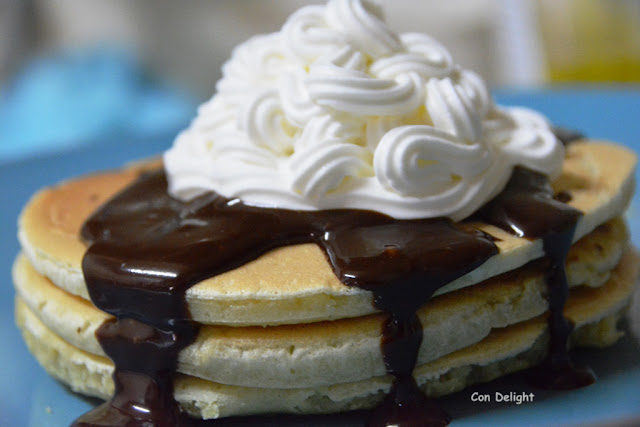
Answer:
(17, 141, 636, 326)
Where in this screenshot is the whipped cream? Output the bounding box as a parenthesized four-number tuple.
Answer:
(164, 0, 563, 220)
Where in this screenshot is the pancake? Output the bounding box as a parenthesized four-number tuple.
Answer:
(14, 247, 638, 418)
(12, 136, 640, 421)
(17, 142, 637, 326)
(12, 216, 631, 389)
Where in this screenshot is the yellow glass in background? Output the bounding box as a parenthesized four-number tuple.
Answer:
(537, 0, 640, 83)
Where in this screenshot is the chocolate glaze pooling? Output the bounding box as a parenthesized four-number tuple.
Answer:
(75, 160, 594, 426)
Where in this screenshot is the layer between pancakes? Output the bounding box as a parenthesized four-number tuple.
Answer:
(17, 141, 637, 326)
(15, 247, 638, 418)
(12, 218, 634, 389)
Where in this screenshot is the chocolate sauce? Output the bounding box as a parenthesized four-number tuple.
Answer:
(75, 160, 593, 426)
(72, 318, 198, 426)
(476, 167, 596, 389)
(77, 170, 496, 426)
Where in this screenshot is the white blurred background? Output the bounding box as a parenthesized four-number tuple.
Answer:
(0, 0, 638, 162)
(2, 0, 639, 95)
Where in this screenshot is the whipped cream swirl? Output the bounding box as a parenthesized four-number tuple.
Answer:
(164, 0, 563, 220)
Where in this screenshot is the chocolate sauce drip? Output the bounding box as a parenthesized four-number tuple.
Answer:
(326, 221, 495, 426)
(527, 230, 596, 389)
(476, 167, 596, 389)
(72, 318, 198, 426)
(77, 170, 497, 426)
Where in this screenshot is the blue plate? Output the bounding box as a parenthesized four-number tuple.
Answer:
(1, 88, 639, 426)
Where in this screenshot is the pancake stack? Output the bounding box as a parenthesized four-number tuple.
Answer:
(13, 140, 638, 422)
